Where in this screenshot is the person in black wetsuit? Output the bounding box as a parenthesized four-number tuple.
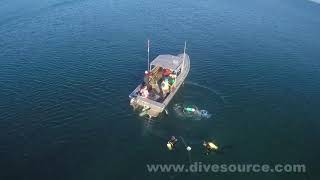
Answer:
(167, 136, 178, 151)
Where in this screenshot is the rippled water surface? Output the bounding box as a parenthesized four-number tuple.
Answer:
(1, 0, 320, 179)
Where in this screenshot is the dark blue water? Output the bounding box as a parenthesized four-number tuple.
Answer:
(1, 0, 320, 179)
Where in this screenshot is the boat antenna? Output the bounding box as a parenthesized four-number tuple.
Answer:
(180, 41, 187, 74)
(147, 39, 150, 72)
(183, 41, 186, 58)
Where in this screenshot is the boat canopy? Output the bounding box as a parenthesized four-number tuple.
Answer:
(150, 54, 183, 70)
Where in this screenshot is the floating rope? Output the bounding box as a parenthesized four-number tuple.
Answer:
(180, 136, 192, 164)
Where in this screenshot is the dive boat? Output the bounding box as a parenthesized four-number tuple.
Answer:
(129, 41, 190, 118)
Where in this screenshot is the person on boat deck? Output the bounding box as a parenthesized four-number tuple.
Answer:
(140, 86, 149, 98)
(168, 72, 176, 86)
(161, 79, 170, 96)
(169, 72, 177, 80)
(144, 70, 150, 85)
(162, 68, 171, 77)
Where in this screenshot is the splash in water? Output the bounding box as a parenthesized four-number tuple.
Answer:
(173, 103, 212, 120)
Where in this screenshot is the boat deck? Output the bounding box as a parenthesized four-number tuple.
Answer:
(129, 53, 190, 117)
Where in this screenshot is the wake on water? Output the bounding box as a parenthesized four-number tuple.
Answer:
(170, 81, 229, 120)
(184, 81, 229, 104)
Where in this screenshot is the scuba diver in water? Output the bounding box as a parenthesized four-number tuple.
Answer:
(203, 141, 219, 155)
(167, 136, 178, 151)
(182, 105, 212, 119)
